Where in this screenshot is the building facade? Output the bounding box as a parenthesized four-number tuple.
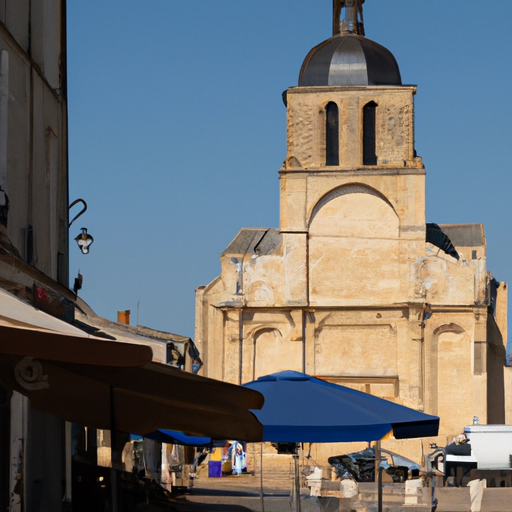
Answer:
(195, 0, 510, 462)
(0, 0, 69, 283)
(0, 2, 69, 510)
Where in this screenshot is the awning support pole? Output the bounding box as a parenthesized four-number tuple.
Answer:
(376, 440, 383, 512)
(110, 385, 119, 512)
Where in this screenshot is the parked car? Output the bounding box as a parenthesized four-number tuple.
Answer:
(328, 447, 420, 483)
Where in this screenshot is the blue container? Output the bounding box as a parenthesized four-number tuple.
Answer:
(208, 461, 222, 478)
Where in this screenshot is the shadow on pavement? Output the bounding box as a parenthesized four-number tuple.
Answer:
(170, 499, 255, 512)
(188, 488, 261, 497)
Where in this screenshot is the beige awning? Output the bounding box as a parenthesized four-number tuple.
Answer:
(0, 355, 263, 440)
(0, 289, 264, 441)
(0, 323, 154, 367)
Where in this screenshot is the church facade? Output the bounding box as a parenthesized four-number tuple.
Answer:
(195, 0, 510, 460)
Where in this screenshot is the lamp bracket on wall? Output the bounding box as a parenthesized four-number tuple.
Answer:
(68, 198, 87, 228)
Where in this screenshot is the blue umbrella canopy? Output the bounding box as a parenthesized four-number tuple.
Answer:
(132, 430, 211, 447)
(243, 371, 439, 443)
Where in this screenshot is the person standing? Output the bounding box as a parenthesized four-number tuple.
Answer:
(232, 442, 245, 476)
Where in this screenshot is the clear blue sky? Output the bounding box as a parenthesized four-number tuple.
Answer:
(67, 1, 512, 342)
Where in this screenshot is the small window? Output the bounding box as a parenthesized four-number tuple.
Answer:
(363, 101, 377, 165)
(325, 102, 339, 166)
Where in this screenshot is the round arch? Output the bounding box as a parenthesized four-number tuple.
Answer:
(431, 324, 473, 434)
(307, 182, 401, 305)
(251, 327, 302, 380)
(308, 183, 398, 228)
(433, 323, 465, 336)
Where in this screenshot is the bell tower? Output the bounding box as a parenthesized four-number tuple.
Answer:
(280, 0, 425, 306)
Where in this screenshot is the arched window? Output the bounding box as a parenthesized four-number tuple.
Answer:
(363, 101, 377, 165)
(325, 102, 339, 166)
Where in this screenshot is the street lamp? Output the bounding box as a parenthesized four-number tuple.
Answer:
(74, 227, 94, 254)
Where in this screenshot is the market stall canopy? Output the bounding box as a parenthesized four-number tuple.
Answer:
(0, 289, 264, 441)
(243, 370, 439, 443)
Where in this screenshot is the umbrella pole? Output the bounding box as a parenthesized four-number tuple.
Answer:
(291, 453, 301, 512)
(260, 443, 265, 512)
(110, 385, 119, 512)
(376, 440, 383, 512)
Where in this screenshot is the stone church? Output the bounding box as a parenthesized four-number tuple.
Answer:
(195, 0, 510, 460)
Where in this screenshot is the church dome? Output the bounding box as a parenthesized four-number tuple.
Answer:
(299, 1, 401, 87)
(299, 33, 401, 87)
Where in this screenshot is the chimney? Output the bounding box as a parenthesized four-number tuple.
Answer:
(117, 310, 130, 325)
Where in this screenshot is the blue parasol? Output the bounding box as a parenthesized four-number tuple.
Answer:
(243, 370, 439, 442)
(243, 371, 439, 512)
